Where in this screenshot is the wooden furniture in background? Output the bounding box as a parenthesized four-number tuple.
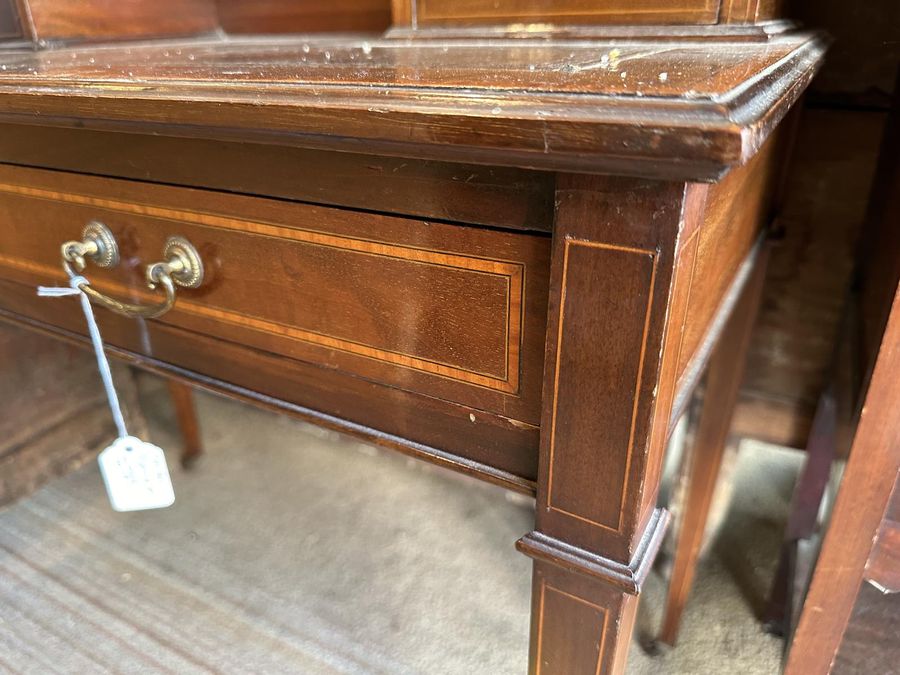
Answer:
(777, 66, 900, 671)
(657, 243, 769, 646)
(785, 283, 900, 673)
(0, 321, 148, 506)
(827, 478, 900, 672)
(217, 0, 391, 34)
(730, 0, 899, 449)
(0, 0, 219, 45)
(653, 0, 899, 648)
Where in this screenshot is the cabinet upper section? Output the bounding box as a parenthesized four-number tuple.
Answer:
(390, 0, 785, 29)
(0, 0, 219, 46)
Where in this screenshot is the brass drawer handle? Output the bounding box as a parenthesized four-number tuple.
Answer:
(61, 222, 204, 319)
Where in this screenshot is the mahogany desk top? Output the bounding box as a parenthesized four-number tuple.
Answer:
(0, 31, 824, 674)
(0, 33, 821, 178)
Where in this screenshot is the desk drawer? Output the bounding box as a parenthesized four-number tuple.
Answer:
(0, 165, 549, 477)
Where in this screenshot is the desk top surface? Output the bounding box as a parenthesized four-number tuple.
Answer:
(0, 34, 824, 180)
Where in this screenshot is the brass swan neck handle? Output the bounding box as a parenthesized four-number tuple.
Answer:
(60, 222, 204, 319)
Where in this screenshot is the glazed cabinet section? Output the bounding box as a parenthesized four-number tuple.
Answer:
(391, 0, 784, 27)
(0, 164, 549, 481)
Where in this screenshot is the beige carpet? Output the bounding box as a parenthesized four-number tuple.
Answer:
(0, 376, 799, 674)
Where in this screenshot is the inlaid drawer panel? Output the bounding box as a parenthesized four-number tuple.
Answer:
(0, 165, 550, 427)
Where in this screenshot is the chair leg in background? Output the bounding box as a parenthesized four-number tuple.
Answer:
(657, 246, 769, 646)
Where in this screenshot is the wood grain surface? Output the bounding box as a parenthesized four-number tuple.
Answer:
(17, 0, 219, 42)
(0, 164, 550, 421)
(865, 476, 900, 593)
(0, 34, 825, 180)
(394, 0, 719, 27)
(383, 20, 796, 40)
(786, 69, 900, 672)
(219, 0, 391, 34)
(392, 0, 785, 27)
(675, 135, 777, 389)
(0, 289, 542, 490)
(785, 281, 900, 674)
(0, 124, 555, 232)
(737, 109, 887, 447)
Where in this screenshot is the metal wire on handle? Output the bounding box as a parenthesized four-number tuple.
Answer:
(60, 222, 204, 319)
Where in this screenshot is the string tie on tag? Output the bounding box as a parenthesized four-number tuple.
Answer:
(37, 275, 89, 297)
(38, 272, 128, 439)
(38, 271, 175, 511)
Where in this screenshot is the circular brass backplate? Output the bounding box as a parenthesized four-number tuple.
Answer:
(163, 236, 204, 288)
(81, 221, 119, 268)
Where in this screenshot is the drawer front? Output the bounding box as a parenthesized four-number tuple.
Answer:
(0, 165, 549, 429)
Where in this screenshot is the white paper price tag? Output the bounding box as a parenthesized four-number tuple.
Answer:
(98, 436, 175, 512)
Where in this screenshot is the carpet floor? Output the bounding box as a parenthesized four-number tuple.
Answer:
(0, 376, 800, 674)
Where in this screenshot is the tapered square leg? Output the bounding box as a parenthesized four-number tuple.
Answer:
(518, 153, 777, 671)
(519, 509, 668, 675)
(529, 562, 638, 675)
(517, 175, 700, 674)
(658, 245, 769, 646)
(166, 378, 203, 468)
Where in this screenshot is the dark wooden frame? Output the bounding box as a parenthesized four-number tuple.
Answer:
(784, 281, 900, 672)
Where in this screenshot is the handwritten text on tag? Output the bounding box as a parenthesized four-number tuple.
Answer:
(98, 436, 175, 512)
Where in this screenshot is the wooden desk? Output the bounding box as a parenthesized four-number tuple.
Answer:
(0, 34, 823, 673)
